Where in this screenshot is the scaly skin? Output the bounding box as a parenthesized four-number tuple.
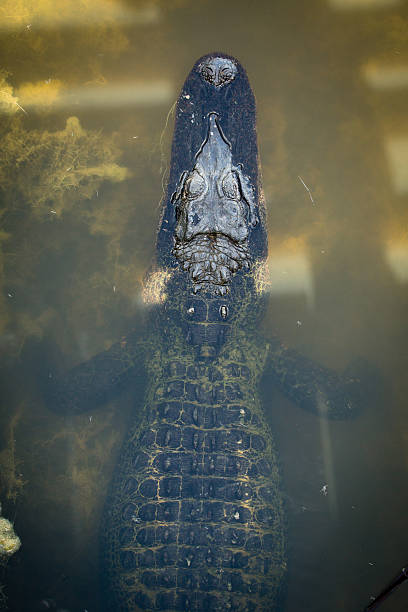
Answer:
(101, 280, 286, 611)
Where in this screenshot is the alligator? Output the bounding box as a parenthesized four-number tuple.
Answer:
(49, 53, 361, 611)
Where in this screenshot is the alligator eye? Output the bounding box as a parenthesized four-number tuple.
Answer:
(187, 306, 195, 314)
(185, 171, 205, 200)
(219, 305, 228, 319)
(222, 173, 240, 200)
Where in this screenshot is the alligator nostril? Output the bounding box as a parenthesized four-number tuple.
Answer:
(199, 57, 237, 88)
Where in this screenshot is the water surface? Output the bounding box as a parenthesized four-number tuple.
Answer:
(1, 1, 408, 610)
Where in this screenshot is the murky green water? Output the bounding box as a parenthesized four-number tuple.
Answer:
(1, 0, 408, 610)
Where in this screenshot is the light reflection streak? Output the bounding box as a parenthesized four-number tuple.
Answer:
(0, 1, 160, 30)
(13, 81, 175, 111)
(363, 63, 408, 90)
(385, 242, 408, 282)
(328, 0, 401, 9)
(267, 249, 315, 309)
(385, 137, 408, 195)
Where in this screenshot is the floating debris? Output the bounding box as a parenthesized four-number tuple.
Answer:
(298, 175, 315, 205)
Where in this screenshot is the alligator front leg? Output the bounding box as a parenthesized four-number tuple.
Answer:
(45, 330, 146, 414)
(265, 335, 362, 419)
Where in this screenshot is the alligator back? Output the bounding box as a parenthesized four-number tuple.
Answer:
(101, 299, 285, 611)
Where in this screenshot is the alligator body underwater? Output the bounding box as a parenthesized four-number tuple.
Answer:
(50, 54, 360, 612)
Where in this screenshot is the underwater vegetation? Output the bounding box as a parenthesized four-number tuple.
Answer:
(0, 500, 21, 610)
(0, 507, 21, 559)
(0, 66, 132, 596)
(0, 112, 129, 219)
(0, 70, 131, 350)
(0, 404, 26, 504)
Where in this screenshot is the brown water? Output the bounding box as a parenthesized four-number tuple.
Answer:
(1, 0, 408, 611)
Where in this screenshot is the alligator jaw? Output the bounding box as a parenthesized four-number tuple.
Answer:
(172, 112, 257, 294)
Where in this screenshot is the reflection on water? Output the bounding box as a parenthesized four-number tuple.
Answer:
(11, 81, 175, 112)
(1, 0, 408, 610)
(385, 137, 408, 193)
(363, 63, 408, 89)
(267, 239, 315, 309)
(328, 0, 402, 9)
(385, 241, 408, 282)
(0, 0, 161, 30)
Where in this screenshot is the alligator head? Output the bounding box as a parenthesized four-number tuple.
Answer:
(172, 112, 258, 295)
(153, 52, 267, 298)
(152, 53, 268, 356)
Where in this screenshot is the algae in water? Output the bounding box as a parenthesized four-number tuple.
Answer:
(0, 71, 132, 361)
(0, 113, 129, 219)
